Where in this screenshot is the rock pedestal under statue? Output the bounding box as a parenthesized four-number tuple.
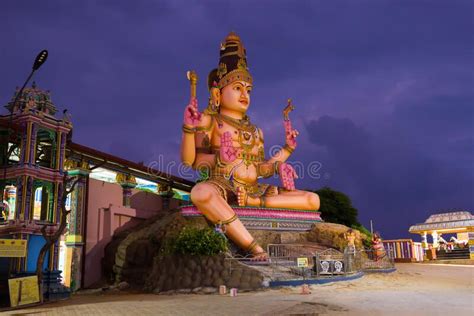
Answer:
(101, 208, 365, 293)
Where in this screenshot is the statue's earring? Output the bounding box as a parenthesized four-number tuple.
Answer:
(211, 86, 220, 113)
(212, 98, 219, 113)
(206, 97, 218, 115)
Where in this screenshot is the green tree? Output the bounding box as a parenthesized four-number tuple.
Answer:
(313, 187, 361, 227)
(311, 187, 373, 246)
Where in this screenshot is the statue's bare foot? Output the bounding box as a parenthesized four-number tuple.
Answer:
(251, 251, 269, 261)
(246, 196, 261, 207)
(237, 186, 247, 206)
(250, 244, 268, 261)
(237, 187, 262, 207)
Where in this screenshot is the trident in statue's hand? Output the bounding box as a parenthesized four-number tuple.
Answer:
(283, 98, 295, 121)
(283, 99, 299, 149)
(183, 70, 202, 126)
(187, 70, 198, 99)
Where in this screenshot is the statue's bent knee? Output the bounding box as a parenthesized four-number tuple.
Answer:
(307, 192, 320, 210)
(190, 183, 215, 204)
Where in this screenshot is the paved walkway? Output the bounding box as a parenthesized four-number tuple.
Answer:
(3, 263, 473, 315)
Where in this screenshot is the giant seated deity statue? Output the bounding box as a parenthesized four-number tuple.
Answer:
(181, 32, 320, 260)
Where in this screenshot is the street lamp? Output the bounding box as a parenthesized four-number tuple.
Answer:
(33, 50, 48, 71)
(10, 49, 49, 112)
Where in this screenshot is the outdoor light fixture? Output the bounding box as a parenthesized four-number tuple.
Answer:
(33, 50, 48, 71)
(10, 49, 49, 111)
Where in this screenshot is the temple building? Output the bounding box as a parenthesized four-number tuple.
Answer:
(409, 211, 474, 260)
(0, 83, 193, 293)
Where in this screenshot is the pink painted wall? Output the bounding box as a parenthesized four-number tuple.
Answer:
(83, 179, 168, 288)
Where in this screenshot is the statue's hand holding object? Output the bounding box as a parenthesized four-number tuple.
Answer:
(183, 97, 202, 127)
(284, 120, 299, 149)
(183, 70, 201, 127)
(283, 99, 298, 150)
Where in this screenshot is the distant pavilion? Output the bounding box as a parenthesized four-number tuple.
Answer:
(409, 211, 473, 259)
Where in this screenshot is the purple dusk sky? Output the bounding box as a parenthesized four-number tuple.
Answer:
(1, 1, 472, 238)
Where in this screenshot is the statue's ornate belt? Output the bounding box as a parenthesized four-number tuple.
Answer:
(212, 147, 263, 163)
(237, 151, 263, 163)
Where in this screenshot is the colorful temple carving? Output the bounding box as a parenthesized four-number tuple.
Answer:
(0, 82, 72, 279)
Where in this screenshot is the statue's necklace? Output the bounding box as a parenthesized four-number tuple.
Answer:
(216, 113, 256, 133)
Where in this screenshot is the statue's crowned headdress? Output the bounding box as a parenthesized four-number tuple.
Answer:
(208, 32, 253, 90)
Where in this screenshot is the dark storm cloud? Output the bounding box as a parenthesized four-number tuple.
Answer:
(1, 0, 472, 238)
(393, 95, 474, 138)
(306, 115, 374, 185)
(305, 92, 474, 238)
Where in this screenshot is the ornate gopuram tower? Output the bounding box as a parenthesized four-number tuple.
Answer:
(0, 82, 72, 277)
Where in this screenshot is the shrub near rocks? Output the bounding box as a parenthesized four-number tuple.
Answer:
(171, 227, 228, 256)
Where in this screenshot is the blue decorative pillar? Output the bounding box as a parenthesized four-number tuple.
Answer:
(64, 161, 89, 291)
(23, 176, 33, 221)
(14, 176, 24, 220)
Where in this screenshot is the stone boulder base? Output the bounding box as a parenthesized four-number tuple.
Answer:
(102, 209, 364, 292)
(308, 222, 365, 251)
(147, 254, 263, 292)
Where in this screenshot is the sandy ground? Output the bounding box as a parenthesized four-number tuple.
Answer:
(3, 263, 473, 316)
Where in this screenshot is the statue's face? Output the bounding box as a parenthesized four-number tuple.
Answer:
(220, 80, 252, 113)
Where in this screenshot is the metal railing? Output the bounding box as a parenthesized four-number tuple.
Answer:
(356, 248, 395, 270)
(267, 243, 325, 258)
(265, 247, 360, 280)
(225, 245, 395, 282)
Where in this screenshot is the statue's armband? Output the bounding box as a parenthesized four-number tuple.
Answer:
(257, 162, 275, 178)
(195, 118, 214, 154)
(195, 132, 211, 154)
(258, 128, 264, 144)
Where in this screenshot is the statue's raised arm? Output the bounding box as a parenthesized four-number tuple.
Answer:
(181, 70, 201, 166)
(181, 71, 216, 169)
(283, 98, 299, 149)
(259, 99, 299, 190)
